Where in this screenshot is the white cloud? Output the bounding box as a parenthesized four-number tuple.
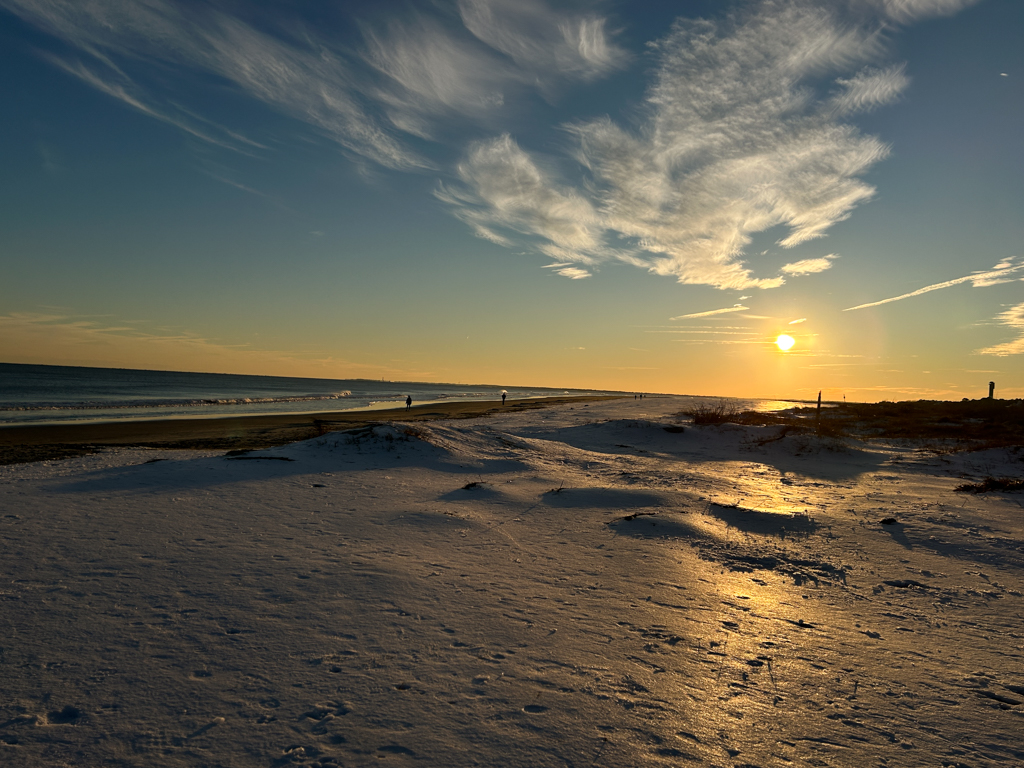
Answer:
(671, 305, 748, 320)
(843, 259, 1024, 311)
(863, 0, 982, 24)
(3, 0, 634, 169)
(663, 329, 757, 336)
(440, 134, 605, 267)
(830, 65, 909, 114)
(553, 266, 591, 280)
(202, 16, 428, 170)
(457, 0, 628, 91)
(789, 317, 808, 324)
(444, 1, 908, 288)
(671, 337, 778, 345)
(781, 255, 838, 275)
(358, 1, 628, 140)
(543, 262, 592, 279)
(0, 0, 427, 169)
(361, 14, 515, 134)
(976, 303, 1024, 356)
(572, 4, 894, 288)
(3, 0, 984, 292)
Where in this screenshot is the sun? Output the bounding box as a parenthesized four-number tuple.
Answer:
(776, 334, 796, 351)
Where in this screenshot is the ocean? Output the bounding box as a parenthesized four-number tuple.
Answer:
(0, 363, 808, 427)
(0, 363, 625, 426)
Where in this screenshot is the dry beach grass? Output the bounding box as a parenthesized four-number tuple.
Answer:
(681, 397, 1024, 447)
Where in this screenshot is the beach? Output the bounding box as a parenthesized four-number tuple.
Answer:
(2, 396, 1023, 766)
(0, 395, 622, 466)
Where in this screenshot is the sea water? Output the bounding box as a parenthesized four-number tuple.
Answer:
(0, 363, 807, 426)
(0, 363, 622, 426)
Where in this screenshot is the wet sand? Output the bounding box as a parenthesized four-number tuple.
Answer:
(0, 395, 624, 465)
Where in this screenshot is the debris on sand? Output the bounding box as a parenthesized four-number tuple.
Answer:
(955, 476, 1024, 494)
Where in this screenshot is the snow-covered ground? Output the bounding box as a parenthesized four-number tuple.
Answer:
(2, 397, 1022, 767)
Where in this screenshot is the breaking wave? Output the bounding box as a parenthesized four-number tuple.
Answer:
(1, 391, 352, 412)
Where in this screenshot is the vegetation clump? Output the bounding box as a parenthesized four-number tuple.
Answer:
(678, 397, 1024, 450)
(682, 401, 745, 425)
(955, 477, 1024, 494)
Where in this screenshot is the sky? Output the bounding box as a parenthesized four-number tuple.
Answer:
(0, 0, 1021, 401)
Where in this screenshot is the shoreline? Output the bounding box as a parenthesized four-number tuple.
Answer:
(0, 395, 625, 465)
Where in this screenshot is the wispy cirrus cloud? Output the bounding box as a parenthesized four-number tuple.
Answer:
(542, 264, 592, 280)
(671, 337, 782, 346)
(666, 330, 758, 337)
(862, 0, 982, 23)
(976, 303, 1024, 356)
(42, 54, 244, 150)
(437, 134, 605, 269)
(443, 0, 913, 289)
(360, 14, 515, 140)
(360, 0, 627, 140)
(3, 0, 630, 168)
(3, 0, 983, 295)
(781, 255, 838, 275)
(830, 64, 909, 114)
(457, 0, 628, 93)
(0, 0, 428, 168)
(671, 306, 749, 320)
(843, 259, 1024, 311)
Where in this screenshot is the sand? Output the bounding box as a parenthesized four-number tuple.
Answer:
(0, 395, 621, 465)
(1, 396, 1023, 767)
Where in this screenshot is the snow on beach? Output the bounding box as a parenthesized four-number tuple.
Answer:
(1, 397, 1023, 767)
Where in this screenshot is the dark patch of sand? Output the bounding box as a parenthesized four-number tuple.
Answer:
(0, 396, 624, 465)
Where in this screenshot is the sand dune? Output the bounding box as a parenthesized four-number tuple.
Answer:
(1, 397, 1022, 766)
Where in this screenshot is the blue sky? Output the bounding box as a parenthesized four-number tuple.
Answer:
(1, 0, 1021, 400)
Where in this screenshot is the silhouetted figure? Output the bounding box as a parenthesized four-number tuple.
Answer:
(406, 395, 412, 410)
(501, 391, 507, 405)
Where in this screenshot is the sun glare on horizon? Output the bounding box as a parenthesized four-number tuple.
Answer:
(776, 334, 796, 351)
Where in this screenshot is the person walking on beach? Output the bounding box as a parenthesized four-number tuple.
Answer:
(501, 390, 507, 405)
(406, 395, 412, 410)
